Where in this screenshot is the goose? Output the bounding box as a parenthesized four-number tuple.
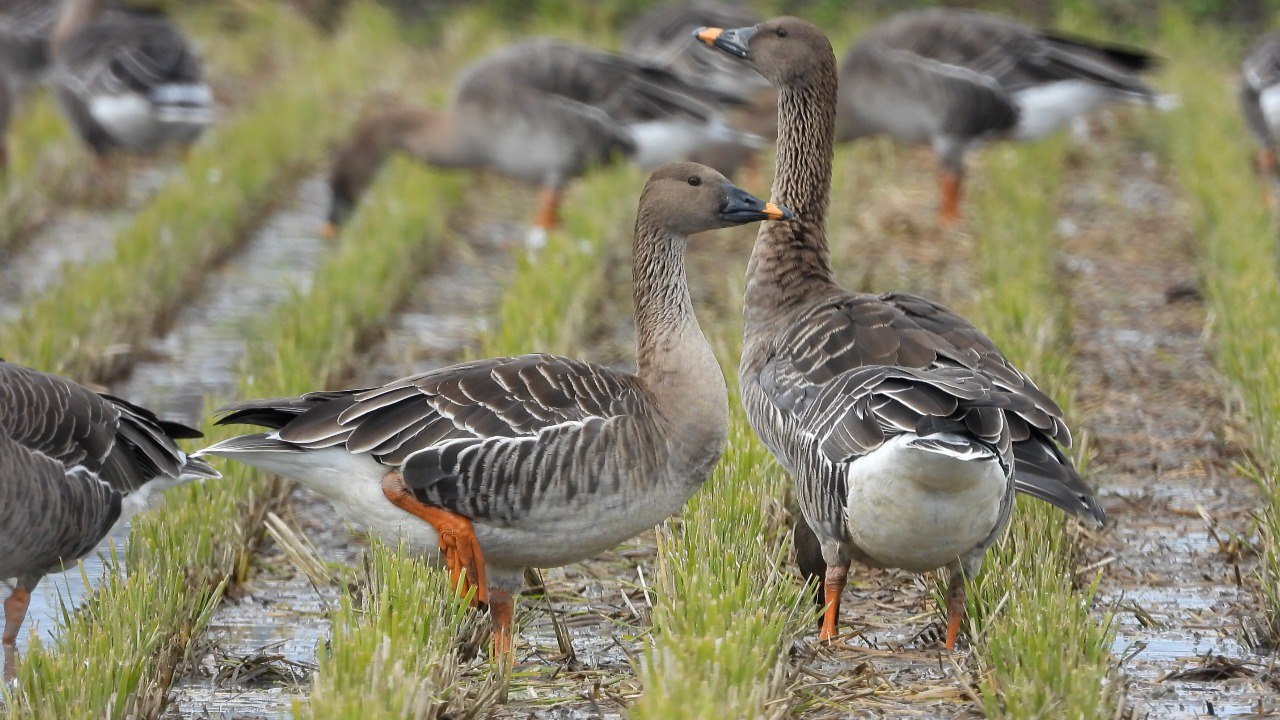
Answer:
(0, 360, 219, 679)
(198, 162, 792, 654)
(49, 0, 213, 157)
(834, 8, 1171, 223)
(1241, 33, 1280, 192)
(0, 0, 58, 169)
(622, 2, 778, 182)
(697, 17, 1104, 649)
(324, 39, 762, 245)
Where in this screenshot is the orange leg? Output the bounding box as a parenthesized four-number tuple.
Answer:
(944, 574, 966, 651)
(818, 562, 850, 642)
(534, 187, 563, 232)
(1258, 148, 1278, 176)
(489, 587, 514, 656)
(381, 471, 489, 605)
(4, 586, 31, 680)
(939, 169, 963, 225)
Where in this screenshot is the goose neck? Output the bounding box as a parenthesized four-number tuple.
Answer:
(744, 65, 840, 325)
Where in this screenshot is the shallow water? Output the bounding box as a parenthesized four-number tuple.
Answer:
(12, 177, 332, 661)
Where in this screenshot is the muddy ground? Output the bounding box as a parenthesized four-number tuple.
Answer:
(7, 124, 1279, 718)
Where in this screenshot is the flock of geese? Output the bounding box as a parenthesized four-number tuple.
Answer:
(3, 0, 1280, 687)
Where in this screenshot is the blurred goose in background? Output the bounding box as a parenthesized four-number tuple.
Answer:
(0, 0, 58, 169)
(49, 0, 213, 157)
(324, 39, 762, 245)
(200, 162, 791, 654)
(0, 360, 218, 679)
(836, 8, 1172, 223)
(698, 17, 1104, 648)
(622, 1, 777, 181)
(1241, 32, 1280, 196)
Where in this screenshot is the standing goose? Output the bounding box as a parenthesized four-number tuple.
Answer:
(697, 17, 1104, 648)
(324, 39, 761, 243)
(49, 0, 213, 156)
(1241, 33, 1280, 193)
(0, 360, 219, 678)
(835, 8, 1170, 223)
(198, 162, 792, 653)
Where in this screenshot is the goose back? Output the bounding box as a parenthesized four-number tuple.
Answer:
(52, 2, 211, 154)
(0, 0, 56, 88)
(0, 361, 217, 587)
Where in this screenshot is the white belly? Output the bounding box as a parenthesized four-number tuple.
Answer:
(1011, 81, 1114, 141)
(844, 434, 1007, 572)
(1261, 85, 1280, 140)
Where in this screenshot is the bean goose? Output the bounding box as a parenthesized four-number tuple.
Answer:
(697, 17, 1104, 648)
(835, 8, 1171, 223)
(1241, 33, 1280, 192)
(50, 0, 213, 156)
(324, 39, 761, 244)
(197, 162, 792, 654)
(0, 360, 218, 678)
(622, 2, 778, 181)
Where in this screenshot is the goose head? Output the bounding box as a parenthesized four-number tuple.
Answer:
(696, 16, 833, 86)
(638, 161, 792, 237)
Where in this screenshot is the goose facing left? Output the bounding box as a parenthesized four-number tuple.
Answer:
(0, 360, 219, 679)
(199, 162, 792, 654)
(50, 0, 213, 155)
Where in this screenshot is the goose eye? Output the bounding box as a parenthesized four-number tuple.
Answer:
(776, 27, 788, 38)
(687, 176, 702, 187)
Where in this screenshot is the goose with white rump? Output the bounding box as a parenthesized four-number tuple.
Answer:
(324, 39, 761, 245)
(834, 8, 1172, 223)
(0, 360, 219, 679)
(198, 162, 792, 654)
(697, 17, 1104, 649)
(49, 0, 213, 157)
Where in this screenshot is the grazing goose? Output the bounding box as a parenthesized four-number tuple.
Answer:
(0, 360, 218, 678)
(324, 39, 761, 243)
(1241, 33, 1280, 190)
(698, 17, 1104, 648)
(835, 8, 1170, 222)
(49, 0, 213, 156)
(622, 2, 777, 181)
(198, 162, 792, 653)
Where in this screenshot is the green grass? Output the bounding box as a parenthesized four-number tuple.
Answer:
(633, 405, 809, 719)
(0, 2, 400, 384)
(0, 7, 466, 716)
(1152, 11, 1280, 644)
(964, 140, 1118, 718)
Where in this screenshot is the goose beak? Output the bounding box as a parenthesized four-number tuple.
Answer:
(720, 184, 795, 223)
(694, 25, 756, 59)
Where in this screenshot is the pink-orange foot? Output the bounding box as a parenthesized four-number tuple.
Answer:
(938, 169, 963, 225)
(4, 586, 31, 680)
(944, 575, 966, 651)
(381, 471, 489, 605)
(818, 562, 850, 642)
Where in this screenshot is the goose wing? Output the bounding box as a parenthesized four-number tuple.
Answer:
(0, 0, 56, 84)
(841, 41, 1018, 140)
(864, 9, 1158, 97)
(0, 432, 122, 582)
(465, 39, 731, 126)
(1243, 33, 1280, 92)
(215, 355, 648, 527)
(0, 361, 216, 497)
(56, 8, 205, 100)
(761, 292, 1102, 523)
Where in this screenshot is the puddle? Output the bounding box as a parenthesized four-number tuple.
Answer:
(10, 176, 331, 669)
(113, 175, 330, 424)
